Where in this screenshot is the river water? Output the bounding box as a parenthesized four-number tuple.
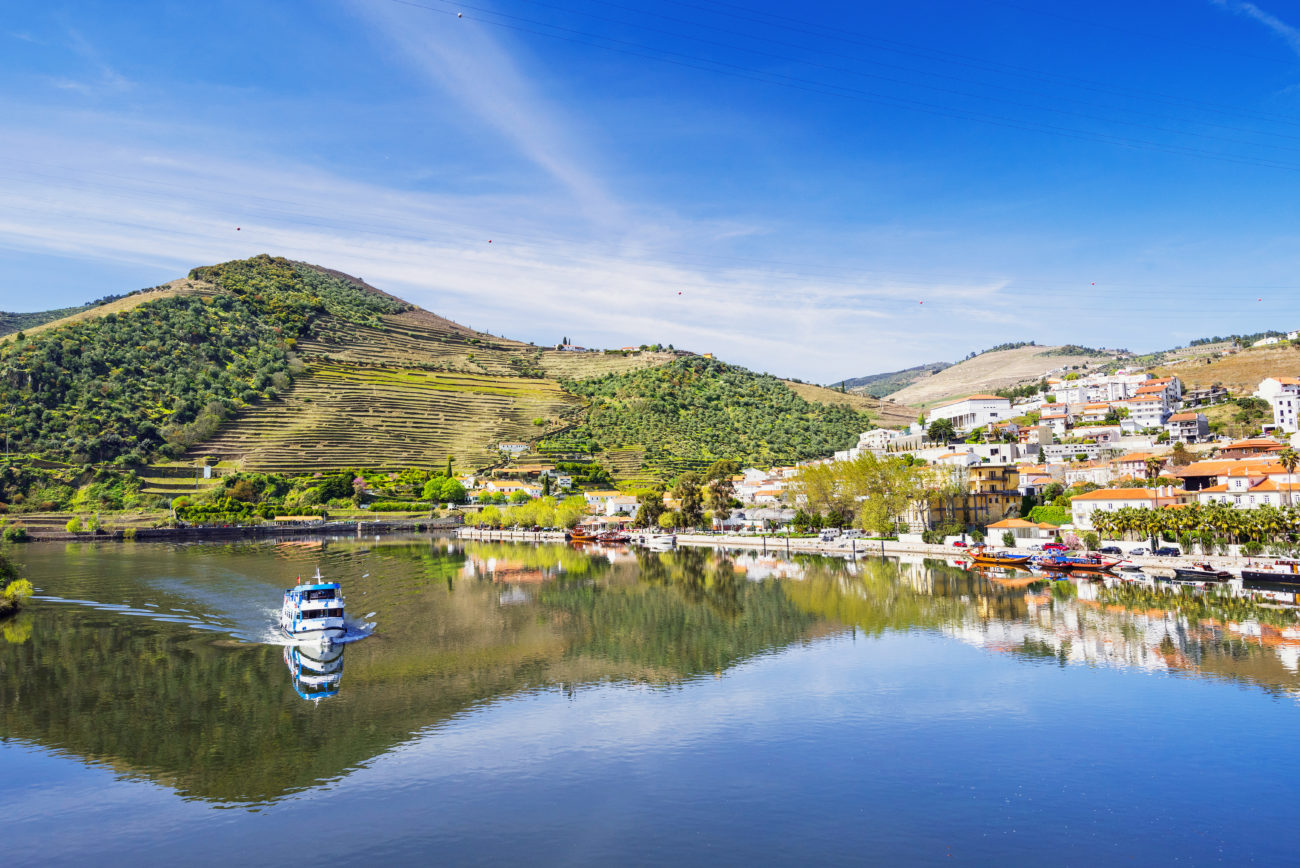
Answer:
(2, 535, 1299, 866)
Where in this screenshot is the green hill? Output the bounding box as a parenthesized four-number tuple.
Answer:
(558, 357, 873, 480)
(0, 255, 879, 510)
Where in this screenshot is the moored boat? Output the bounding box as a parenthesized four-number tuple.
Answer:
(1241, 558, 1300, 586)
(969, 545, 1032, 567)
(280, 568, 346, 644)
(1033, 553, 1121, 574)
(1174, 563, 1234, 582)
(567, 526, 598, 543)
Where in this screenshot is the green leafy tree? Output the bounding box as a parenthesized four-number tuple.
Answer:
(633, 489, 665, 528)
(927, 418, 956, 443)
(673, 472, 704, 528)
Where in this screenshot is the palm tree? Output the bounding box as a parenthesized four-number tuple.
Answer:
(1279, 447, 1299, 509)
(1144, 456, 1165, 487)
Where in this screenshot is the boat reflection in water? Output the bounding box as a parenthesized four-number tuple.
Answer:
(284, 642, 345, 702)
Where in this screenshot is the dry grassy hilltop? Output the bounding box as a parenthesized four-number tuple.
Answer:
(886, 345, 1113, 407)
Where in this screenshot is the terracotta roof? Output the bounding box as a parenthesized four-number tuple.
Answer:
(1223, 438, 1286, 450)
(1071, 487, 1188, 501)
(1112, 451, 1168, 465)
(1268, 377, 1300, 386)
(1126, 396, 1164, 404)
(986, 518, 1037, 528)
(1136, 384, 1167, 393)
(1166, 412, 1200, 422)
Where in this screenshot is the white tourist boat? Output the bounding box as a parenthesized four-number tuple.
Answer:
(280, 568, 346, 644)
(635, 532, 676, 550)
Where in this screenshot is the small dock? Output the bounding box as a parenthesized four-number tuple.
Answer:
(455, 527, 567, 543)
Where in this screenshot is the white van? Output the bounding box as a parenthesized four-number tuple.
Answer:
(839, 529, 864, 539)
(818, 529, 840, 542)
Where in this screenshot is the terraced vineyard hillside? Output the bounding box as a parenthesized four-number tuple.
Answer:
(191, 362, 583, 473)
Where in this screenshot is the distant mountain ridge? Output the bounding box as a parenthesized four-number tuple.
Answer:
(831, 361, 952, 397)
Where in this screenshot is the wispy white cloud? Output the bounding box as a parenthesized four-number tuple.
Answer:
(348, 0, 621, 226)
(0, 120, 1011, 380)
(1210, 1, 1300, 57)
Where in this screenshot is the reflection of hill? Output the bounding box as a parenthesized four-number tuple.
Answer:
(0, 541, 828, 804)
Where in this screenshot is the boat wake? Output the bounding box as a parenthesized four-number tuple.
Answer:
(257, 611, 378, 647)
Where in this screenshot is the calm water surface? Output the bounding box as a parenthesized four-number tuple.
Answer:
(3, 536, 1299, 866)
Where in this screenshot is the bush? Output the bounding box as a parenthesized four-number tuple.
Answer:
(122, 527, 137, 540)
(3, 578, 33, 603)
(1, 524, 29, 543)
(1242, 541, 1265, 557)
(66, 516, 82, 533)
(1083, 532, 1100, 551)
(367, 501, 427, 512)
(1002, 531, 1016, 548)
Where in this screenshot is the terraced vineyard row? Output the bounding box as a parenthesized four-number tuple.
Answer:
(188, 362, 582, 473)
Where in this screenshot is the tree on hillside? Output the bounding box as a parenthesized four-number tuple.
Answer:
(1144, 456, 1165, 484)
(541, 474, 552, 497)
(927, 418, 956, 444)
(705, 458, 740, 481)
(1171, 441, 1191, 466)
(445, 456, 453, 478)
(673, 473, 704, 528)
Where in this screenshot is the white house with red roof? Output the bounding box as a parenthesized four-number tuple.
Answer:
(1070, 486, 1193, 530)
(1256, 376, 1300, 433)
(925, 394, 1012, 434)
(1196, 462, 1300, 509)
(1039, 404, 1071, 436)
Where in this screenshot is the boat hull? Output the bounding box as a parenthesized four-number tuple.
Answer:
(1241, 569, 1298, 586)
(1173, 568, 1232, 582)
(971, 554, 1032, 567)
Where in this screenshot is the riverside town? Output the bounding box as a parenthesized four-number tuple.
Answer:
(8, 3, 1300, 865)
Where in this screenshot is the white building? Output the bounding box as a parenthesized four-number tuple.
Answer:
(857, 428, 904, 454)
(926, 394, 1012, 434)
(1165, 412, 1209, 444)
(1039, 405, 1071, 437)
(1069, 486, 1193, 531)
(1256, 376, 1300, 433)
(1123, 395, 1170, 430)
(605, 495, 639, 516)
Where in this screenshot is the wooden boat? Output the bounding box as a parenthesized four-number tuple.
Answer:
(1033, 553, 1121, 574)
(598, 530, 630, 543)
(1241, 558, 1300, 586)
(969, 546, 1032, 567)
(1173, 563, 1234, 582)
(567, 526, 598, 543)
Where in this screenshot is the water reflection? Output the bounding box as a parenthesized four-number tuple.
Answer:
(4, 537, 1300, 806)
(284, 643, 344, 702)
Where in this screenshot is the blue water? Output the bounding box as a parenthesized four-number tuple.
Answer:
(1, 538, 1297, 866)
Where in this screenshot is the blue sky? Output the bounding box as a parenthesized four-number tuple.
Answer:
(4, 0, 1300, 381)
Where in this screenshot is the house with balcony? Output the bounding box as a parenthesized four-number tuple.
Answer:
(1196, 464, 1300, 509)
(1165, 411, 1209, 443)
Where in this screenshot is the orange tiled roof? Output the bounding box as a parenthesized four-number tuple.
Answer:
(1072, 487, 1188, 501)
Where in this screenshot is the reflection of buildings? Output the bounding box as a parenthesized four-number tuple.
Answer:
(284, 643, 344, 702)
(942, 577, 1300, 683)
(730, 552, 808, 581)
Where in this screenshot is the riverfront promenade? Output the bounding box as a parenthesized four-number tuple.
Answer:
(454, 526, 1270, 577)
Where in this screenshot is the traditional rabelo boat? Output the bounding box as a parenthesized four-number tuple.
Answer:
(1241, 558, 1300, 586)
(567, 526, 598, 543)
(1033, 552, 1122, 574)
(968, 545, 1032, 568)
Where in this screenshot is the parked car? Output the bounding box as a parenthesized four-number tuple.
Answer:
(1099, 546, 1122, 555)
(951, 540, 967, 548)
(1025, 544, 1042, 551)
(1043, 542, 1068, 552)
(1155, 546, 1181, 557)
(1130, 547, 1149, 556)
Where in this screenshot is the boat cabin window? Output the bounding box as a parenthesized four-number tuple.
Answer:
(301, 608, 342, 620)
(305, 589, 336, 601)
